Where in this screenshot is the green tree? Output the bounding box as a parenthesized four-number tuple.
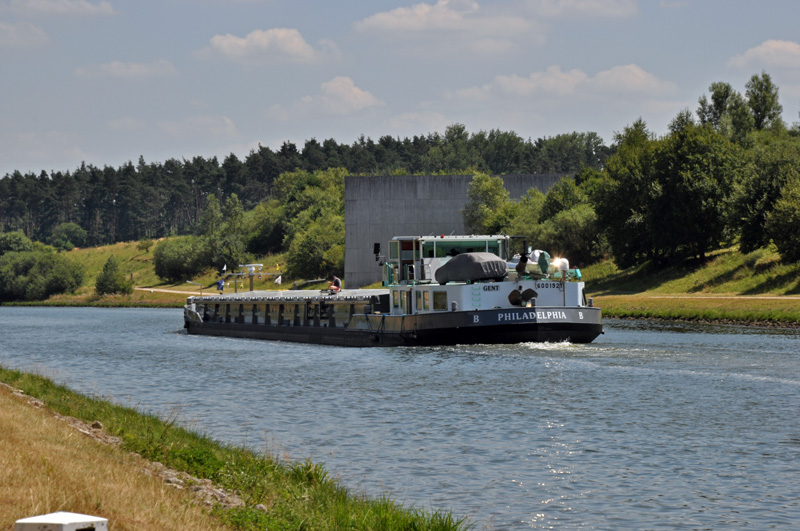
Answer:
(269, 168, 346, 279)
(198, 194, 223, 237)
(697, 82, 755, 145)
(222, 193, 244, 236)
(0, 231, 35, 256)
(746, 71, 785, 131)
(48, 222, 87, 251)
(462, 173, 513, 234)
(650, 120, 744, 262)
(534, 204, 606, 266)
(697, 82, 735, 130)
(594, 116, 745, 266)
(0, 250, 84, 301)
(95, 255, 133, 295)
(593, 119, 658, 268)
(210, 193, 249, 270)
(540, 177, 587, 220)
(505, 188, 546, 246)
(247, 200, 286, 255)
(734, 134, 800, 252)
(431, 123, 483, 172)
(153, 236, 208, 282)
(765, 176, 800, 262)
(285, 216, 345, 279)
(723, 91, 756, 146)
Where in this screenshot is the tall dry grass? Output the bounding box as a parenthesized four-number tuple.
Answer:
(0, 386, 228, 531)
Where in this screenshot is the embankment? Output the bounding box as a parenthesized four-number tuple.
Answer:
(0, 369, 467, 531)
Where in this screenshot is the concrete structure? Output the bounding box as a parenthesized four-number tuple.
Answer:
(344, 174, 562, 288)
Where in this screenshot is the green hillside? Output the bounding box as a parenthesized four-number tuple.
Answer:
(583, 246, 800, 326)
(41, 241, 289, 306)
(584, 245, 800, 295)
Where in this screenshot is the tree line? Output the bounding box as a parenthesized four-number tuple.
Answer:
(0, 126, 608, 248)
(465, 72, 800, 267)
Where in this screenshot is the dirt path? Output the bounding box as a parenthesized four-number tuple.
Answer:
(134, 287, 206, 296)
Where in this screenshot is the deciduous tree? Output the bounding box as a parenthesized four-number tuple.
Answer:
(746, 71, 785, 131)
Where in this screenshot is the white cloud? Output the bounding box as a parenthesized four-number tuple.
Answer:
(357, 0, 480, 32)
(449, 85, 491, 102)
(75, 59, 176, 79)
(589, 64, 675, 94)
(0, 20, 47, 48)
(316, 76, 383, 114)
(355, 0, 637, 56)
(355, 0, 531, 46)
(461, 63, 674, 101)
(728, 40, 800, 70)
(271, 76, 383, 119)
(157, 115, 238, 139)
(523, 0, 638, 18)
(106, 116, 146, 131)
(201, 28, 336, 64)
(387, 111, 449, 134)
(4, 0, 113, 16)
(495, 65, 588, 96)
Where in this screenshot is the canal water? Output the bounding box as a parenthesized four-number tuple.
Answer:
(1, 307, 798, 529)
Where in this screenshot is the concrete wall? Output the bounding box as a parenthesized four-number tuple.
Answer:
(345, 174, 562, 288)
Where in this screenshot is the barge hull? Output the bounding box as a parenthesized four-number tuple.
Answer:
(185, 307, 603, 347)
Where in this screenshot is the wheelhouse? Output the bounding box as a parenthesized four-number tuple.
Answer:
(383, 235, 511, 286)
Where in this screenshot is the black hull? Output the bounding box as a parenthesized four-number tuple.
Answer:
(185, 307, 603, 347)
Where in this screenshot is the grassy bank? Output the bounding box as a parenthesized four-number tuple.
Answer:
(0, 382, 226, 530)
(0, 368, 468, 531)
(582, 246, 800, 327)
(592, 293, 800, 326)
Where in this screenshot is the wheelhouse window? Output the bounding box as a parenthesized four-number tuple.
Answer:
(433, 291, 447, 311)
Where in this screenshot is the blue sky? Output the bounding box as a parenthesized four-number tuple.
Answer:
(1, 0, 799, 176)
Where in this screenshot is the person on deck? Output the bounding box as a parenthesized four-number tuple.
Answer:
(328, 275, 341, 293)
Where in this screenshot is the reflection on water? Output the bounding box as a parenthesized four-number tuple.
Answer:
(1, 307, 799, 529)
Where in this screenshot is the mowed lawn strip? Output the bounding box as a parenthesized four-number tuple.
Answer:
(593, 293, 800, 326)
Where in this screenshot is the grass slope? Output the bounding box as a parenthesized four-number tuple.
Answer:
(0, 368, 468, 531)
(583, 246, 800, 325)
(42, 241, 290, 306)
(0, 383, 227, 530)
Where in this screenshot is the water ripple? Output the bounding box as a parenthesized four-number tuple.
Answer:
(1, 309, 799, 529)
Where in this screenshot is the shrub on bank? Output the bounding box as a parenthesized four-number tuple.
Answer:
(0, 249, 84, 302)
(95, 255, 134, 295)
(153, 235, 209, 282)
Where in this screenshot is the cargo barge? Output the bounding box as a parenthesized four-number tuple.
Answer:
(183, 234, 603, 347)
